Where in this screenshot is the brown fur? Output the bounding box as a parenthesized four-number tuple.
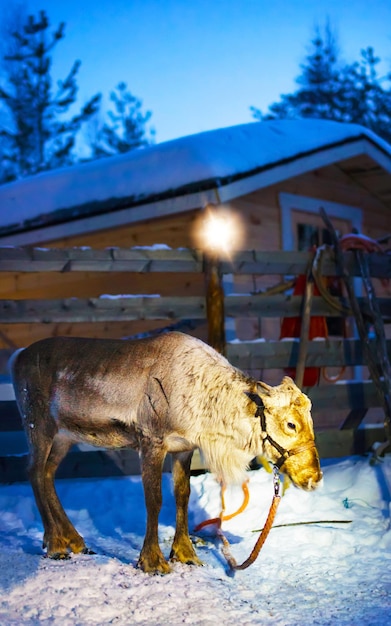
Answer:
(10, 332, 322, 574)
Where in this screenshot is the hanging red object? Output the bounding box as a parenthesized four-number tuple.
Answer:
(339, 233, 389, 289)
(280, 274, 328, 386)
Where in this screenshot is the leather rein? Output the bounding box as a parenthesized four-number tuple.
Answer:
(248, 392, 316, 470)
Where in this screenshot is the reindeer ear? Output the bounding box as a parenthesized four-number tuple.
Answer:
(257, 380, 272, 394)
(281, 376, 296, 389)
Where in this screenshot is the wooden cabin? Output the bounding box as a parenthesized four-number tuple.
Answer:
(0, 118, 390, 351)
(0, 118, 391, 474)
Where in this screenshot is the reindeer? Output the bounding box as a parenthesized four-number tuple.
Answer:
(10, 332, 322, 574)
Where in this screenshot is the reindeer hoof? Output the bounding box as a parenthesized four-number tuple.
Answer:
(170, 542, 203, 566)
(137, 552, 171, 575)
(82, 547, 96, 555)
(171, 555, 204, 567)
(46, 552, 71, 561)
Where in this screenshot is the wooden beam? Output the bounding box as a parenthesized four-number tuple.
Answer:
(316, 426, 386, 458)
(2, 294, 389, 323)
(0, 246, 203, 273)
(226, 295, 390, 319)
(307, 380, 380, 410)
(226, 338, 391, 370)
(0, 296, 206, 323)
(0, 246, 389, 278)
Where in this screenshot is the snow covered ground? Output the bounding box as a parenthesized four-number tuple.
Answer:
(0, 455, 390, 625)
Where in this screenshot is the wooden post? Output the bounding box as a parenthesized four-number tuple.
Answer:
(204, 252, 226, 356)
(295, 270, 315, 389)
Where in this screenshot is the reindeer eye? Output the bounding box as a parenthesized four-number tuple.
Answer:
(287, 422, 296, 431)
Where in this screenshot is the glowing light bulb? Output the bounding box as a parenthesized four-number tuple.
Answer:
(193, 206, 244, 257)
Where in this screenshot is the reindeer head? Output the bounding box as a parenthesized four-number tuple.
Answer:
(247, 376, 322, 491)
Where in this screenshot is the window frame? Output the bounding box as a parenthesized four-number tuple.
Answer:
(279, 192, 363, 251)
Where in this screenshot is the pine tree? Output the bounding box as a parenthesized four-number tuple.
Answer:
(0, 4, 27, 183)
(251, 23, 343, 121)
(341, 47, 391, 143)
(0, 10, 101, 182)
(87, 82, 154, 159)
(251, 24, 391, 144)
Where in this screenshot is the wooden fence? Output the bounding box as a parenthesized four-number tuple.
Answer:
(0, 245, 390, 482)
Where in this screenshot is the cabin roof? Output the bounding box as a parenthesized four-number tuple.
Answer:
(1, 119, 391, 244)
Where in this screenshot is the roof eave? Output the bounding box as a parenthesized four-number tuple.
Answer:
(219, 135, 391, 202)
(1, 134, 390, 246)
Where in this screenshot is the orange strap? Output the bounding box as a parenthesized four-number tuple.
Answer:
(221, 481, 250, 521)
(194, 480, 250, 532)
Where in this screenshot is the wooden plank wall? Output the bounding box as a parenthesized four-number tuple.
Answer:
(0, 245, 390, 482)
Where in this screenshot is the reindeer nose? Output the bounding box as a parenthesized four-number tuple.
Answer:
(305, 469, 323, 491)
(306, 476, 321, 491)
(296, 467, 323, 491)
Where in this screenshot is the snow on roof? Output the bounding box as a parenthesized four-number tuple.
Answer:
(0, 119, 390, 235)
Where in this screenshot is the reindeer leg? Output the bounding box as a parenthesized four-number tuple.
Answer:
(170, 450, 202, 566)
(43, 433, 91, 558)
(138, 442, 170, 574)
(25, 415, 70, 559)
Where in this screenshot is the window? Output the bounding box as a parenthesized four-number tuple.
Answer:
(279, 193, 362, 252)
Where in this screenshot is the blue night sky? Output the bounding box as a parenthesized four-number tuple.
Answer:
(3, 0, 391, 143)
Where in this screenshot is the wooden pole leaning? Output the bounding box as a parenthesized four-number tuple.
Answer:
(295, 259, 315, 389)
